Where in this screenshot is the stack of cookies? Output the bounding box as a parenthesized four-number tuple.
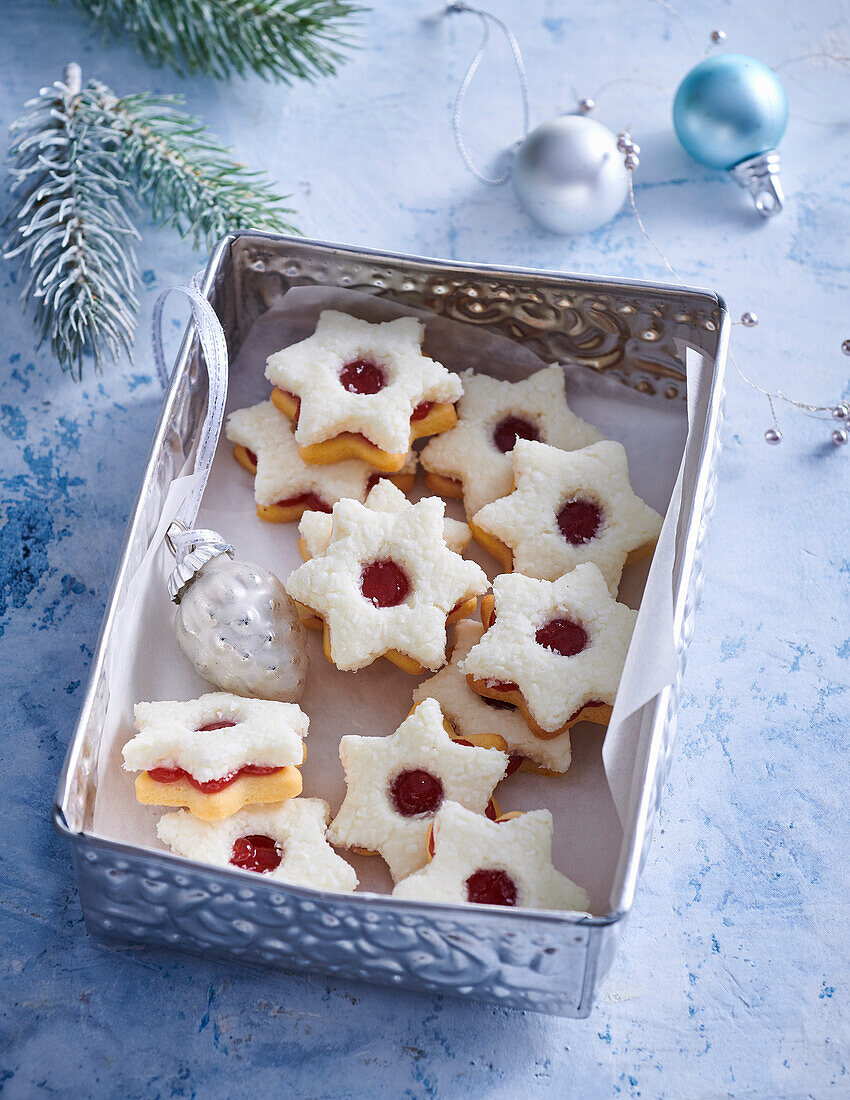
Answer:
(126, 309, 664, 912)
(122, 692, 356, 892)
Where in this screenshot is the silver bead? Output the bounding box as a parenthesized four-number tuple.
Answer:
(832, 402, 850, 422)
(617, 132, 631, 153)
(832, 428, 848, 447)
(842, 338, 850, 356)
(710, 29, 727, 43)
(624, 153, 640, 170)
(578, 97, 595, 114)
(764, 427, 782, 445)
(741, 311, 758, 327)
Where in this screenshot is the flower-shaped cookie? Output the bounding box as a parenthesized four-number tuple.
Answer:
(460, 565, 637, 737)
(285, 496, 489, 673)
(158, 798, 357, 892)
(298, 479, 471, 561)
(420, 366, 603, 517)
(392, 802, 590, 911)
(328, 698, 508, 882)
(227, 400, 374, 523)
(412, 620, 572, 773)
(471, 439, 663, 592)
(123, 693, 308, 820)
(265, 311, 463, 471)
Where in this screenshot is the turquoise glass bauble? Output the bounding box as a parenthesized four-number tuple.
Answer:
(673, 54, 788, 171)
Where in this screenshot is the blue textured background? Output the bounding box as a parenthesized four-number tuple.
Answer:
(1, 1, 848, 1096)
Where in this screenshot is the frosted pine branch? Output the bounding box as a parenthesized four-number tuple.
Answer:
(4, 65, 139, 379)
(93, 87, 298, 248)
(69, 0, 364, 83)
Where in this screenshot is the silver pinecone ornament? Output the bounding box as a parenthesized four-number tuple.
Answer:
(174, 553, 307, 702)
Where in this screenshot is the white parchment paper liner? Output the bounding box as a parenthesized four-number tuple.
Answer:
(92, 285, 709, 916)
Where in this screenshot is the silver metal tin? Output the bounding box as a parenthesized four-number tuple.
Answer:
(54, 233, 728, 1017)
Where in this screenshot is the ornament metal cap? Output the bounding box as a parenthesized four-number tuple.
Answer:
(166, 522, 234, 602)
(729, 149, 784, 217)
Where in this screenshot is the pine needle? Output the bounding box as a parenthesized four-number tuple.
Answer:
(69, 0, 364, 83)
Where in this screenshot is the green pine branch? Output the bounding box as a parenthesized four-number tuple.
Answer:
(69, 0, 364, 82)
(4, 64, 299, 379)
(4, 65, 139, 379)
(93, 86, 298, 248)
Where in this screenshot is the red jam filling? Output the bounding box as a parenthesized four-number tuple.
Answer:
(566, 698, 606, 723)
(465, 868, 518, 906)
(485, 678, 519, 693)
(274, 491, 331, 513)
(482, 695, 515, 712)
(535, 618, 589, 658)
(390, 769, 444, 817)
(484, 799, 498, 821)
(245, 448, 258, 468)
(196, 720, 237, 733)
(147, 763, 282, 794)
(339, 358, 386, 394)
(230, 834, 283, 874)
(505, 753, 523, 777)
(492, 415, 540, 454)
(411, 401, 434, 421)
(360, 559, 411, 608)
(557, 499, 603, 545)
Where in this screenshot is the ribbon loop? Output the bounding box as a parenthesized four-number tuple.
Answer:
(153, 283, 234, 600)
(153, 283, 230, 533)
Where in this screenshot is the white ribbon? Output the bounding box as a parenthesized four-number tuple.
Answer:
(152, 283, 233, 598)
(152, 283, 230, 533)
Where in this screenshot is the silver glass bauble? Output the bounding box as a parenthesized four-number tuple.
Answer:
(175, 555, 308, 702)
(512, 114, 628, 235)
(673, 54, 788, 216)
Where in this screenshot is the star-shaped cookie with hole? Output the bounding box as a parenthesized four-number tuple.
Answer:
(420, 365, 603, 518)
(327, 698, 508, 882)
(298, 478, 471, 561)
(471, 439, 663, 592)
(412, 619, 572, 774)
(285, 495, 489, 673)
(226, 400, 378, 522)
(122, 692, 308, 820)
(392, 801, 590, 911)
(459, 564, 637, 737)
(265, 310, 463, 471)
(157, 798, 358, 892)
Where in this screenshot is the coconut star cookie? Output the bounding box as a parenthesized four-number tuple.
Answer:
(412, 620, 572, 774)
(226, 400, 414, 523)
(392, 802, 590, 911)
(460, 564, 637, 738)
(471, 439, 663, 592)
(328, 698, 508, 882)
(265, 310, 463, 472)
(123, 693, 308, 821)
(420, 366, 603, 518)
(158, 798, 357, 892)
(285, 495, 489, 674)
(298, 479, 471, 562)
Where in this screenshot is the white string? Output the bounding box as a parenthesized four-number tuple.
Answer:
(446, 1, 530, 186)
(625, 171, 845, 425)
(152, 283, 230, 532)
(650, 0, 702, 58)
